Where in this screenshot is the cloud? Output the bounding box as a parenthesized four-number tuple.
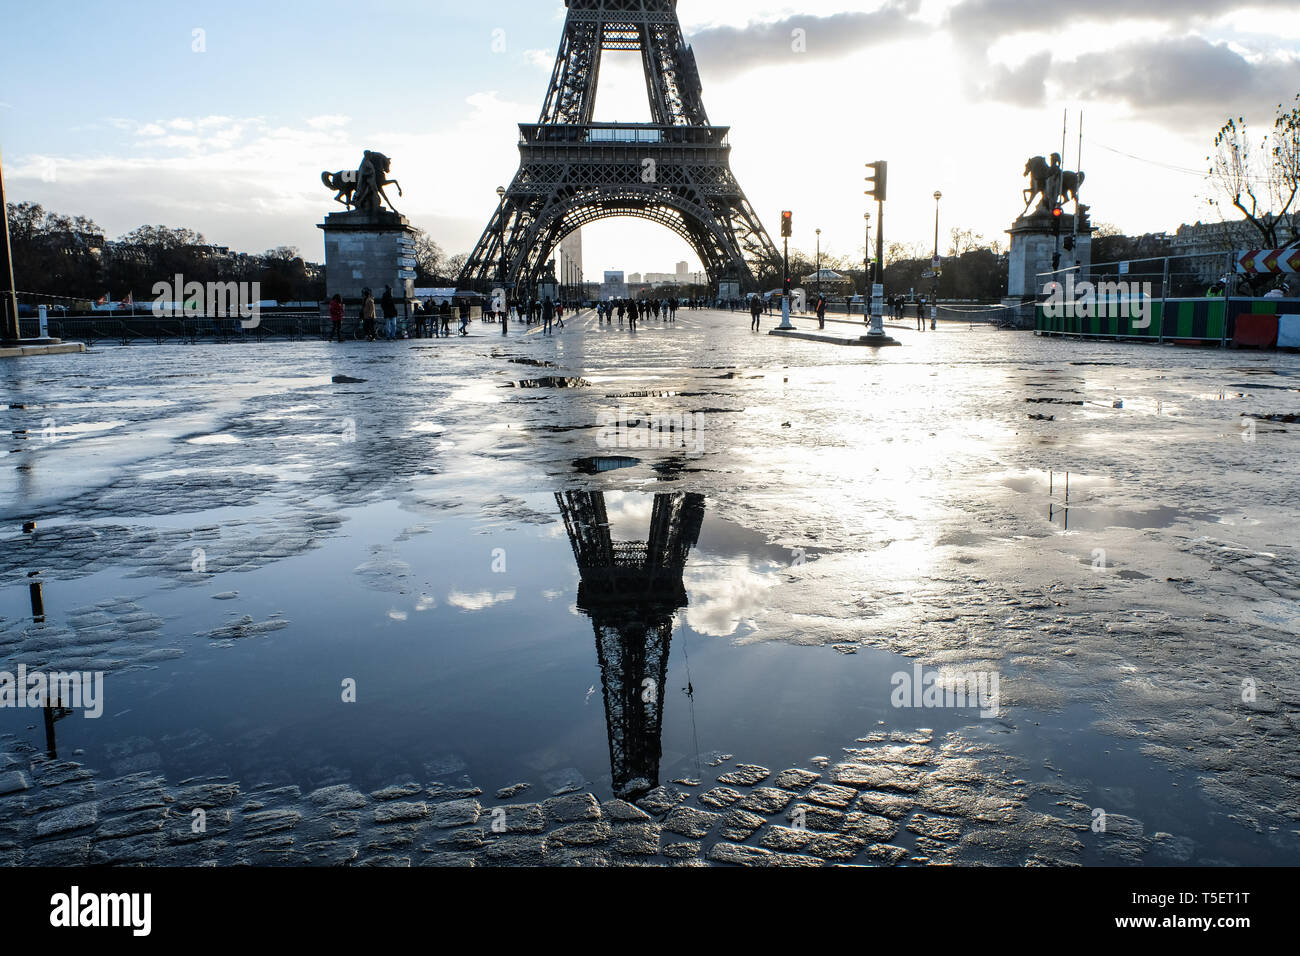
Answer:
(947, 0, 1300, 40)
(688, 1, 924, 77)
(973, 34, 1300, 114)
(979, 52, 1053, 106)
(305, 114, 350, 130)
(522, 49, 554, 70)
(1071, 36, 1300, 111)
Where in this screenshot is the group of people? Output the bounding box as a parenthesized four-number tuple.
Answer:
(745, 293, 829, 330)
(327, 286, 474, 342)
(593, 297, 678, 327)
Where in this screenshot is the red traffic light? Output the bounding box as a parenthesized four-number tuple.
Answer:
(780, 210, 793, 237)
(1052, 206, 1063, 218)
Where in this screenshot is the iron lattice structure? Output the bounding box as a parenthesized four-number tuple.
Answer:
(460, 0, 780, 294)
(556, 490, 706, 800)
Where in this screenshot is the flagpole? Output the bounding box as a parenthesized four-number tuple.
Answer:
(1, 144, 22, 343)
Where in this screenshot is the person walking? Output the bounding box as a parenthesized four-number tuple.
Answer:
(617, 300, 625, 325)
(750, 295, 762, 331)
(381, 286, 398, 339)
(543, 296, 554, 334)
(555, 301, 565, 330)
(459, 301, 471, 336)
(816, 294, 826, 330)
(628, 299, 638, 330)
(329, 293, 344, 342)
(916, 297, 925, 331)
(361, 289, 377, 341)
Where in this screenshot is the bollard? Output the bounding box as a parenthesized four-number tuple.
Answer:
(30, 580, 46, 621)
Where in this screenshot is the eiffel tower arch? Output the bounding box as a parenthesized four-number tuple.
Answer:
(460, 0, 780, 295)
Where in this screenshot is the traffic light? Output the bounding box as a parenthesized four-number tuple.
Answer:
(781, 210, 793, 238)
(1063, 235, 1076, 252)
(864, 161, 888, 202)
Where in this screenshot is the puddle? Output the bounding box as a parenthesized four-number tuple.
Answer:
(1048, 504, 1196, 531)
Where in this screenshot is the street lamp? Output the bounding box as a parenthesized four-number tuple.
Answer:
(932, 191, 942, 330)
(863, 212, 872, 323)
(495, 185, 507, 290)
(1, 146, 24, 344)
(815, 228, 821, 307)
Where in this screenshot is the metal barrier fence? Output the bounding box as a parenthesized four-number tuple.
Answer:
(13, 309, 497, 345)
(1035, 296, 1300, 345)
(17, 313, 329, 345)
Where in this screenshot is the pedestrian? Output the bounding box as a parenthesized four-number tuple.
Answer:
(618, 300, 625, 325)
(543, 296, 554, 333)
(556, 301, 565, 329)
(916, 297, 925, 331)
(329, 293, 344, 342)
(816, 294, 826, 330)
(361, 288, 376, 341)
(628, 299, 638, 330)
(381, 286, 398, 339)
(459, 301, 471, 336)
(751, 295, 762, 331)
(439, 299, 451, 337)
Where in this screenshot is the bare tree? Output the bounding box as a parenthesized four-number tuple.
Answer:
(1208, 94, 1300, 248)
(948, 228, 985, 257)
(410, 227, 445, 283)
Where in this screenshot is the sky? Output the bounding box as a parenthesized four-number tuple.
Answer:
(2, 0, 1298, 282)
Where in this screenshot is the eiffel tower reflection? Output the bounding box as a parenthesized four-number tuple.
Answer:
(556, 490, 705, 800)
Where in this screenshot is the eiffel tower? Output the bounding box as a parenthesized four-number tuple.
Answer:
(556, 490, 706, 800)
(460, 0, 780, 294)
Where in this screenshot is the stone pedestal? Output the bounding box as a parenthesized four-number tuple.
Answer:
(318, 210, 418, 303)
(1004, 209, 1092, 327)
(1007, 210, 1092, 299)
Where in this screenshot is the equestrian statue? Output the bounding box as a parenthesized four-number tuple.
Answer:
(322, 150, 403, 214)
(1022, 153, 1084, 216)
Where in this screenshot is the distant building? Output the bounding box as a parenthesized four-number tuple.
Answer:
(1169, 214, 1298, 284)
(601, 270, 629, 300)
(558, 230, 583, 295)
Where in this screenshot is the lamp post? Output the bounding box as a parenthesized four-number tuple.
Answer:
(815, 228, 821, 307)
(932, 190, 942, 330)
(863, 212, 871, 324)
(1, 146, 22, 344)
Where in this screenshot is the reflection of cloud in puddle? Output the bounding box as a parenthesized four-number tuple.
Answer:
(541, 589, 564, 601)
(388, 609, 408, 621)
(601, 491, 655, 539)
(186, 433, 240, 445)
(415, 594, 436, 612)
(447, 589, 516, 611)
(684, 561, 778, 637)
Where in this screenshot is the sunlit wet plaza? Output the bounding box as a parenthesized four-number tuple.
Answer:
(2, 312, 1298, 866)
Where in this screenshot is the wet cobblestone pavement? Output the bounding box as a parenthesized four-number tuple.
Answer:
(3, 310, 1299, 865)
